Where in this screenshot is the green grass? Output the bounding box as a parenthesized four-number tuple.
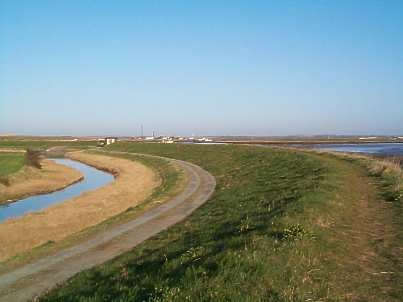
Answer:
(0, 139, 97, 149)
(0, 152, 25, 178)
(34, 143, 402, 301)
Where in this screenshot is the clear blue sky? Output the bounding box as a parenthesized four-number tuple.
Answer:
(1, 0, 403, 136)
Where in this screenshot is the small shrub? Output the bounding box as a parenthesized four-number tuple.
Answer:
(180, 246, 204, 265)
(239, 215, 251, 233)
(25, 149, 43, 169)
(40, 240, 55, 247)
(365, 157, 403, 202)
(0, 176, 10, 186)
(282, 224, 314, 241)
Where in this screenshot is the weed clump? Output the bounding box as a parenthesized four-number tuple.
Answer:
(0, 176, 10, 186)
(281, 224, 314, 241)
(365, 158, 403, 203)
(25, 149, 43, 169)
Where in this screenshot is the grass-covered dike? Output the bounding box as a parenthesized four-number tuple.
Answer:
(0, 152, 25, 179)
(37, 143, 402, 301)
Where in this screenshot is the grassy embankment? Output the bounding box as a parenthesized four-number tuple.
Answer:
(0, 152, 26, 180)
(0, 139, 97, 150)
(0, 150, 42, 186)
(40, 143, 403, 301)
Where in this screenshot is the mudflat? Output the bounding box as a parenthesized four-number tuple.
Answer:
(0, 160, 83, 204)
(0, 152, 159, 262)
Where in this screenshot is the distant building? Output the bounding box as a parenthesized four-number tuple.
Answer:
(197, 137, 213, 143)
(161, 137, 175, 144)
(97, 137, 118, 147)
(106, 137, 117, 145)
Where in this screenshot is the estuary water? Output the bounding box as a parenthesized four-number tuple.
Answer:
(312, 143, 403, 156)
(0, 158, 114, 223)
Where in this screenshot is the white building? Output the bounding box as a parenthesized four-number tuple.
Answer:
(98, 137, 117, 146)
(106, 137, 117, 145)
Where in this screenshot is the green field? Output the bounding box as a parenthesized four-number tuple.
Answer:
(0, 153, 26, 178)
(0, 139, 97, 149)
(32, 143, 402, 301)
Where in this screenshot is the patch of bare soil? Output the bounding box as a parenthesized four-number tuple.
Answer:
(0, 152, 159, 262)
(0, 160, 83, 204)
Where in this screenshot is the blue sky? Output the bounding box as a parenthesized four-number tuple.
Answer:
(1, 0, 403, 136)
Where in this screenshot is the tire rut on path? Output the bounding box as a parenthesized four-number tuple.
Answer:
(0, 155, 216, 302)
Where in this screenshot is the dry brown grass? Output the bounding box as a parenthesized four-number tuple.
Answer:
(0, 149, 25, 153)
(285, 145, 403, 195)
(368, 158, 402, 185)
(334, 152, 403, 195)
(0, 152, 159, 262)
(0, 159, 83, 204)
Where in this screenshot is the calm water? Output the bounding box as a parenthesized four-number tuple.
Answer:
(0, 158, 114, 223)
(313, 143, 403, 156)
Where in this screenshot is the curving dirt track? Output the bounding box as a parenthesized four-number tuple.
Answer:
(0, 155, 216, 302)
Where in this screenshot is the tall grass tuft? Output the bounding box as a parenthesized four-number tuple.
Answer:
(366, 157, 403, 202)
(25, 149, 43, 169)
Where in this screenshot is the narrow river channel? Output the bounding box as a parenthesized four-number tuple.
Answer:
(0, 159, 114, 223)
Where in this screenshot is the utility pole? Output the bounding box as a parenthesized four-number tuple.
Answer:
(140, 124, 143, 138)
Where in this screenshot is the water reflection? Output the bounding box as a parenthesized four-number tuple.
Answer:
(313, 143, 403, 156)
(0, 159, 114, 223)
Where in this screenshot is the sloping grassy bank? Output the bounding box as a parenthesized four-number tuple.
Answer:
(40, 143, 402, 301)
(0, 152, 25, 179)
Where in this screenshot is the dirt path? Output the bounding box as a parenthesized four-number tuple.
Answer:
(0, 156, 216, 302)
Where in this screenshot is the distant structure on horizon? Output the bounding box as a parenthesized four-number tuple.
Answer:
(97, 137, 118, 147)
